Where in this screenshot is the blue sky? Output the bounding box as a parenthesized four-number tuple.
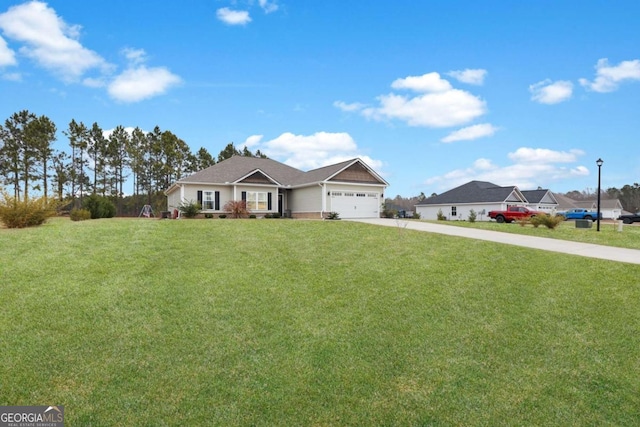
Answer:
(1, 0, 639, 197)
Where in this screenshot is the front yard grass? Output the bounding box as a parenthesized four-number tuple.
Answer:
(427, 218, 640, 249)
(1, 217, 639, 425)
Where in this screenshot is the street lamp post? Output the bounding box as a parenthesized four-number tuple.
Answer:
(596, 158, 603, 232)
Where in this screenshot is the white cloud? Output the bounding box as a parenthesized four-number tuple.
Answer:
(259, 0, 279, 14)
(391, 72, 452, 92)
(0, 36, 16, 66)
(447, 69, 487, 85)
(333, 100, 367, 112)
(2, 71, 21, 81)
(529, 79, 573, 104)
(217, 8, 252, 25)
(122, 47, 147, 66)
(579, 58, 640, 92)
(508, 147, 584, 163)
(345, 72, 487, 128)
(0, 0, 108, 81)
(242, 131, 384, 172)
(424, 147, 589, 191)
(362, 90, 486, 128)
(108, 66, 182, 103)
(441, 123, 499, 143)
(530, 80, 573, 104)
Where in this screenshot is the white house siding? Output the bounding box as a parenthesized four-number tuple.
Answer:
(289, 185, 322, 217)
(167, 184, 279, 215)
(416, 203, 504, 221)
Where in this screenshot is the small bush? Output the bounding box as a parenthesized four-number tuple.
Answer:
(327, 212, 340, 220)
(437, 209, 446, 221)
(224, 200, 249, 218)
(271, 212, 281, 218)
(264, 213, 272, 219)
(70, 208, 91, 221)
(249, 214, 256, 219)
(204, 213, 214, 219)
(412, 211, 421, 220)
(83, 195, 116, 219)
(468, 209, 477, 223)
(218, 214, 227, 219)
(178, 200, 201, 218)
(0, 193, 56, 228)
(531, 214, 564, 229)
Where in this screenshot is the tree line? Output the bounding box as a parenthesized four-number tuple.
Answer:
(0, 110, 266, 216)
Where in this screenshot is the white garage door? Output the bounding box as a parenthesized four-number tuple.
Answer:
(330, 191, 380, 218)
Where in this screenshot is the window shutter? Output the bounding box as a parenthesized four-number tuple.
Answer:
(267, 192, 272, 210)
(197, 191, 203, 206)
(215, 191, 220, 210)
(241, 191, 246, 201)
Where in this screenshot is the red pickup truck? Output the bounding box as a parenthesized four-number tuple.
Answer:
(488, 206, 544, 223)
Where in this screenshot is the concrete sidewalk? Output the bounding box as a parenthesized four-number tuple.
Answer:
(349, 218, 640, 265)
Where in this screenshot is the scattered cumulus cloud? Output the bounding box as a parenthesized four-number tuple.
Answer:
(337, 72, 487, 128)
(424, 147, 589, 191)
(447, 69, 487, 85)
(259, 0, 279, 14)
(0, 35, 17, 66)
(216, 8, 252, 25)
(579, 58, 640, 92)
(0, 1, 181, 103)
(241, 131, 384, 173)
(391, 72, 452, 92)
(333, 100, 367, 112)
(441, 123, 499, 143)
(529, 79, 573, 104)
(108, 65, 182, 103)
(0, 0, 109, 82)
(508, 147, 584, 164)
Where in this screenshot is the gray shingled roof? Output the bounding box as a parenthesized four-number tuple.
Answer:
(521, 189, 550, 204)
(171, 156, 384, 190)
(176, 156, 305, 186)
(416, 181, 520, 205)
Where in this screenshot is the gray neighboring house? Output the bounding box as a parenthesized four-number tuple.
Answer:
(415, 181, 558, 221)
(554, 193, 623, 219)
(165, 156, 388, 219)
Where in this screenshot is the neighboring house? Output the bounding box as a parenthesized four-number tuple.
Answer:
(554, 193, 623, 219)
(415, 180, 558, 221)
(165, 156, 388, 219)
(521, 189, 559, 213)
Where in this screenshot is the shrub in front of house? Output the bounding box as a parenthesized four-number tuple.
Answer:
(436, 209, 446, 221)
(218, 214, 227, 219)
(204, 213, 213, 219)
(271, 212, 281, 218)
(468, 209, 477, 223)
(70, 208, 92, 221)
(0, 192, 56, 228)
(177, 200, 201, 218)
(327, 212, 340, 220)
(224, 200, 249, 218)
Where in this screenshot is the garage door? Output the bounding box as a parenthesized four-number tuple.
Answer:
(330, 191, 380, 218)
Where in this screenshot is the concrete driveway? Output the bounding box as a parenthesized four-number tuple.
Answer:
(349, 218, 640, 265)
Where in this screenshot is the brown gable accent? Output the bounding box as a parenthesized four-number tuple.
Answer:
(330, 162, 381, 184)
(240, 171, 273, 184)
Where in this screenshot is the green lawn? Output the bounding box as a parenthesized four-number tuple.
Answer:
(422, 218, 640, 249)
(1, 217, 639, 425)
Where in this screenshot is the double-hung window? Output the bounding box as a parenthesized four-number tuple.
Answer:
(203, 191, 214, 210)
(246, 192, 268, 210)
